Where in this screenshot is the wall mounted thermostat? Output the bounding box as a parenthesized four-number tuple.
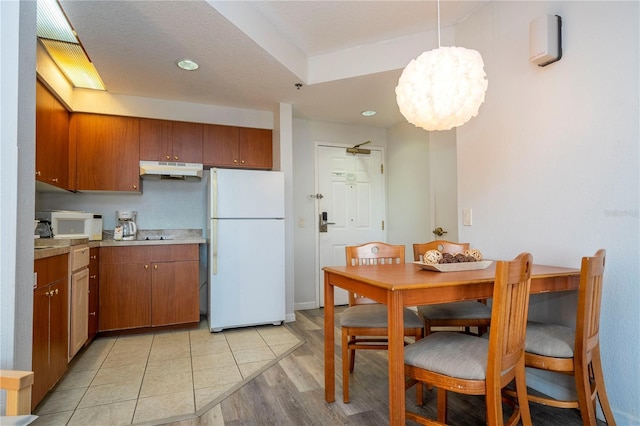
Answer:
(529, 14, 562, 67)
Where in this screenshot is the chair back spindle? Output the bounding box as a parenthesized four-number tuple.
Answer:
(346, 242, 405, 305)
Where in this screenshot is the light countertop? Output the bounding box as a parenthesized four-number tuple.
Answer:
(34, 229, 206, 260)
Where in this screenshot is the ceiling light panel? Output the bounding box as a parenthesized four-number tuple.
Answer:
(36, 0, 106, 90)
(37, 0, 77, 43)
(39, 39, 106, 90)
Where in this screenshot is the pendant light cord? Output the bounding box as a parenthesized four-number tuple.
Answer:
(437, 0, 441, 48)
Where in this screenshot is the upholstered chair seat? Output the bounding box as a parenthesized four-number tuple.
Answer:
(525, 321, 574, 358)
(341, 304, 424, 329)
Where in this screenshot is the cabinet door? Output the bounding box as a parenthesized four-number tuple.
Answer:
(239, 127, 272, 169)
(32, 286, 50, 410)
(36, 80, 69, 189)
(151, 260, 199, 326)
(50, 89, 70, 188)
(88, 248, 99, 342)
(203, 124, 239, 167)
(35, 81, 53, 184)
(48, 280, 68, 390)
(74, 113, 140, 192)
(172, 121, 203, 163)
(140, 118, 172, 161)
(99, 262, 151, 331)
(69, 268, 89, 358)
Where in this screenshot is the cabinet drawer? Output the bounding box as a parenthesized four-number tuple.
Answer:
(89, 247, 99, 269)
(70, 245, 90, 272)
(100, 244, 199, 264)
(34, 254, 68, 289)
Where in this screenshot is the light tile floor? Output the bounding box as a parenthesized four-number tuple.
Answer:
(32, 320, 302, 426)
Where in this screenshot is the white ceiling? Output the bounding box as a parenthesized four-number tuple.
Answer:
(58, 1, 489, 128)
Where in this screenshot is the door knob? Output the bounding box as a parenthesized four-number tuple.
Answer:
(319, 212, 335, 233)
(432, 227, 448, 237)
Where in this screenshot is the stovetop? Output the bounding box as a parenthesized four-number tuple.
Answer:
(134, 229, 203, 242)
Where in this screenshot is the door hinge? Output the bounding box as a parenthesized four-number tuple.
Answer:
(381, 220, 385, 231)
(380, 164, 384, 174)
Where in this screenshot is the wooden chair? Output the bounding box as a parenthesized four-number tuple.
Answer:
(0, 370, 37, 424)
(413, 241, 492, 336)
(404, 253, 534, 425)
(341, 242, 424, 403)
(523, 249, 616, 425)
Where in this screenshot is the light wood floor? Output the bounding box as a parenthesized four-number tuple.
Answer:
(167, 307, 606, 426)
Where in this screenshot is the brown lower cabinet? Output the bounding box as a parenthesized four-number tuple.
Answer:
(99, 245, 199, 332)
(33, 254, 69, 410)
(87, 248, 99, 343)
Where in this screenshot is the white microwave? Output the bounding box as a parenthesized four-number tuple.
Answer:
(36, 211, 103, 240)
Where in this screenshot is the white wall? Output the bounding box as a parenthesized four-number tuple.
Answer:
(0, 1, 36, 415)
(386, 121, 432, 262)
(456, 2, 639, 422)
(291, 119, 389, 309)
(37, 180, 208, 231)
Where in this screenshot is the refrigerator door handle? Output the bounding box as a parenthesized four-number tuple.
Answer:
(211, 169, 219, 219)
(211, 218, 218, 275)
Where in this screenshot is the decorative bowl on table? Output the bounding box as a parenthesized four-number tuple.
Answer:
(415, 248, 492, 272)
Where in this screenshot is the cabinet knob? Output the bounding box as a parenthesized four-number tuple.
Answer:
(154, 265, 158, 270)
(36, 171, 41, 177)
(133, 184, 138, 190)
(174, 156, 178, 160)
(233, 159, 238, 163)
(241, 160, 245, 164)
(90, 275, 97, 279)
(90, 312, 96, 316)
(144, 264, 149, 269)
(90, 255, 97, 259)
(50, 178, 58, 183)
(166, 155, 171, 160)
(45, 291, 50, 297)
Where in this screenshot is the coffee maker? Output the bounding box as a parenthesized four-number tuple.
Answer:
(116, 210, 138, 241)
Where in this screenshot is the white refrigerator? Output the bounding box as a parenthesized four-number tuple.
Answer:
(208, 168, 285, 332)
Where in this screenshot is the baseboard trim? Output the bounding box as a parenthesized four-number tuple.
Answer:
(294, 301, 317, 311)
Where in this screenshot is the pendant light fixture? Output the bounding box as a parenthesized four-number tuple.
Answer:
(395, 0, 488, 131)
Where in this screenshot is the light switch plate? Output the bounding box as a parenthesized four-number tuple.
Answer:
(463, 209, 472, 226)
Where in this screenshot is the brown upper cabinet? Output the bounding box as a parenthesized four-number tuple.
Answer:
(36, 80, 69, 190)
(203, 124, 272, 170)
(71, 113, 140, 192)
(139, 118, 203, 163)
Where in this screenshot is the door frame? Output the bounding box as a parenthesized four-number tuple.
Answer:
(313, 141, 387, 308)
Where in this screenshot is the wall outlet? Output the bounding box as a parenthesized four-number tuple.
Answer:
(463, 208, 473, 226)
(298, 217, 305, 227)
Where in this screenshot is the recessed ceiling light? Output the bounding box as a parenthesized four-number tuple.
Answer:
(361, 110, 377, 117)
(177, 59, 199, 71)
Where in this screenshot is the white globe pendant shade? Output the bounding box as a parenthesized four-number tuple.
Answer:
(396, 46, 488, 131)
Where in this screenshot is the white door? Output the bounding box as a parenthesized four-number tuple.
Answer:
(316, 145, 385, 306)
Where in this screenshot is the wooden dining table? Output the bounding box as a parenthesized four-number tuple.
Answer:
(323, 261, 580, 425)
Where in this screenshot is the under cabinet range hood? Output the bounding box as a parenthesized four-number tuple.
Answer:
(139, 160, 203, 181)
